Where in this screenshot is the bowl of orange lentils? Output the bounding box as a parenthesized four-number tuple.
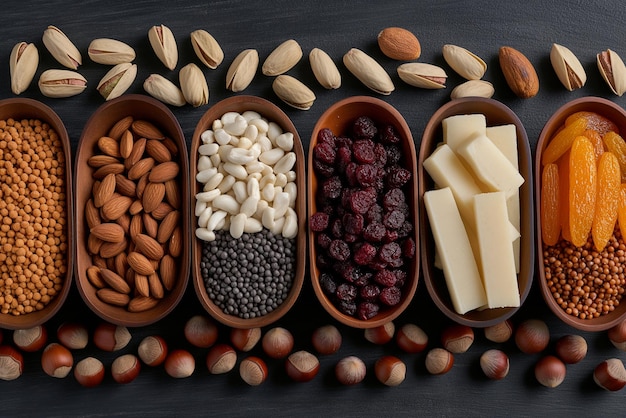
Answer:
(537, 96, 626, 331)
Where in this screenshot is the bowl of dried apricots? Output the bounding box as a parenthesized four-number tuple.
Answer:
(537, 96, 626, 331)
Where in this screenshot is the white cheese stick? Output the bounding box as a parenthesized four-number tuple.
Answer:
(442, 114, 486, 151)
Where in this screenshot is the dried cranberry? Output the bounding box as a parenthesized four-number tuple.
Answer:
(313, 158, 335, 178)
(357, 302, 380, 320)
(397, 221, 414, 239)
(373, 143, 387, 167)
(388, 257, 404, 268)
(379, 286, 401, 306)
(374, 269, 397, 287)
(349, 190, 375, 214)
(374, 175, 385, 191)
(353, 242, 377, 265)
(355, 164, 378, 186)
(338, 300, 357, 316)
(363, 222, 386, 242)
(383, 188, 406, 210)
(310, 212, 330, 232)
(378, 242, 402, 263)
(338, 263, 360, 283)
(364, 204, 383, 223)
(345, 162, 358, 186)
(394, 270, 407, 288)
(320, 204, 335, 216)
(314, 141, 336, 165)
(343, 213, 364, 235)
(336, 146, 352, 173)
(329, 239, 350, 261)
(330, 218, 343, 238)
(402, 238, 416, 258)
(353, 139, 376, 164)
(383, 229, 399, 243)
(380, 124, 401, 144)
(344, 233, 359, 243)
(322, 176, 343, 200)
(368, 259, 388, 271)
(360, 284, 381, 302)
(317, 128, 335, 146)
(317, 253, 332, 270)
(352, 116, 377, 139)
(317, 233, 332, 250)
(385, 145, 402, 166)
(336, 283, 357, 302)
(319, 273, 337, 295)
(386, 166, 412, 188)
(354, 271, 372, 287)
(383, 210, 405, 230)
(335, 136, 353, 148)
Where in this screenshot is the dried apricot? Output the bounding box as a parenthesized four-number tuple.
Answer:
(569, 136, 597, 247)
(603, 131, 626, 182)
(584, 128, 605, 162)
(592, 152, 620, 251)
(619, 184, 626, 240)
(557, 150, 571, 243)
(542, 116, 587, 165)
(565, 111, 619, 136)
(541, 163, 560, 246)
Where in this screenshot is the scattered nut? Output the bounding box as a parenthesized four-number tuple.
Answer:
(375, 355, 406, 386)
(111, 353, 141, 384)
(343, 48, 394, 95)
(262, 39, 302, 76)
(190, 29, 224, 69)
(138, 335, 168, 367)
(499, 46, 539, 98)
(535, 355, 566, 388)
(93, 322, 131, 352)
(42, 25, 81, 69)
(555, 334, 587, 364)
(88, 38, 136, 65)
(164, 349, 195, 378)
(594, 358, 626, 391)
(396, 323, 428, 353)
(364, 322, 395, 345)
(148, 24, 178, 70)
(335, 356, 366, 385)
(230, 327, 262, 352)
(450, 79, 494, 99)
(206, 344, 237, 374)
(285, 350, 320, 382)
(442, 44, 486, 80)
(184, 315, 218, 348)
(57, 323, 89, 350)
(74, 357, 105, 388)
(311, 324, 342, 355)
(480, 349, 509, 380)
(0, 345, 23, 381)
(515, 319, 549, 354)
(397, 62, 447, 89)
(377, 27, 421, 61)
(309, 48, 341, 89)
(597, 49, 626, 96)
(550, 43, 586, 91)
(425, 348, 454, 375)
(484, 320, 513, 343)
(240, 356, 268, 386)
(226, 49, 259, 92)
(441, 324, 474, 353)
(262, 327, 294, 359)
(13, 325, 48, 352)
(41, 343, 73, 378)
(9, 42, 38, 95)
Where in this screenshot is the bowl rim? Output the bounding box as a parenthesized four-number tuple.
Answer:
(190, 94, 306, 329)
(0, 97, 74, 330)
(308, 95, 419, 329)
(535, 96, 626, 332)
(74, 93, 190, 327)
(419, 97, 534, 328)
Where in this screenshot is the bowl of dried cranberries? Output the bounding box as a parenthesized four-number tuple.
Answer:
(308, 96, 419, 329)
(419, 97, 534, 328)
(537, 97, 626, 331)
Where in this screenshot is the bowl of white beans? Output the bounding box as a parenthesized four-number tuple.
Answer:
(190, 95, 306, 328)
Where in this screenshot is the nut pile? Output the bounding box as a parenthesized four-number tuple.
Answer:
(85, 117, 183, 312)
(0, 118, 68, 315)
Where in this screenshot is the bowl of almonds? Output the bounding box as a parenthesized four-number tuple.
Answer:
(75, 94, 190, 327)
(537, 97, 626, 331)
(0, 98, 73, 330)
(191, 95, 306, 328)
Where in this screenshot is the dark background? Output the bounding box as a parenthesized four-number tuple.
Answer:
(2, 0, 626, 416)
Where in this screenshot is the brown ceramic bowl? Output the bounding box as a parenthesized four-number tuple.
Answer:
(190, 95, 306, 329)
(536, 96, 626, 332)
(0, 98, 73, 330)
(309, 96, 419, 329)
(419, 97, 534, 328)
(75, 94, 190, 327)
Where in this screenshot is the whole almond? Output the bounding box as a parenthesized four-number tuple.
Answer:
(99, 239, 128, 259)
(115, 174, 136, 197)
(100, 268, 131, 294)
(93, 163, 125, 180)
(378, 27, 421, 61)
(88, 234, 104, 255)
(151, 202, 174, 220)
(159, 254, 177, 291)
(149, 161, 179, 183)
(148, 273, 164, 299)
(128, 157, 155, 180)
(90, 223, 125, 243)
(98, 136, 121, 157)
(146, 140, 172, 163)
(128, 296, 159, 312)
(135, 274, 150, 297)
(132, 120, 165, 140)
(499, 46, 539, 98)
(87, 266, 106, 288)
(108, 116, 134, 140)
(97, 288, 130, 307)
(142, 182, 166, 213)
(85, 199, 102, 229)
(129, 200, 144, 216)
(168, 226, 183, 258)
(134, 234, 164, 260)
(127, 252, 156, 275)
(92, 255, 107, 269)
(101, 195, 133, 221)
(93, 173, 117, 206)
(116, 213, 131, 234)
(136, 173, 149, 200)
(125, 138, 147, 170)
(88, 155, 120, 168)
(157, 210, 180, 244)
(119, 130, 134, 158)
(114, 252, 129, 278)
(130, 214, 143, 239)
(143, 213, 158, 239)
(161, 138, 179, 156)
(164, 179, 181, 208)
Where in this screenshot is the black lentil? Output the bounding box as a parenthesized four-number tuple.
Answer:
(201, 229, 296, 319)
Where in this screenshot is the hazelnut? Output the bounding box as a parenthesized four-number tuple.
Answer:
(240, 356, 268, 386)
(57, 322, 89, 350)
(164, 349, 195, 378)
(594, 358, 626, 391)
(111, 354, 141, 384)
(364, 322, 395, 345)
(0, 345, 23, 381)
(13, 325, 48, 352)
(93, 322, 131, 352)
(484, 320, 514, 343)
(608, 319, 626, 351)
(230, 327, 261, 352)
(262, 327, 294, 359)
(41, 343, 73, 378)
(425, 348, 454, 375)
(74, 357, 105, 388)
(311, 325, 342, 355)
(441, 324, 474, 353)
(395, 323, 428, 353)
(138, 335, 168, 367)
(206, 344, 237, 374)
(184, 315, 218, 348)
(515, 319, 549, 354)
(555, 334, 587, 364)
(480, 349, 509, 380)
(535, 355, 566, 388)
(375, 355, 406, 386)
(335, 356, 366, 385)
(285, 350, 320, 382)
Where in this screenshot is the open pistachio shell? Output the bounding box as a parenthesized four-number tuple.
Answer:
(397, 63, 447, 89)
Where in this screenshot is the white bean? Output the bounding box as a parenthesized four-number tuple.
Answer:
(198, 143, 219, 156)
(201, 129, 215, 144)
(270, 216, 286, 235)
(238, 136, 253, 150)
(267, 122, 283, 142)
(259, 173, 276, 190)
(232, 181, 248, 203)
(273, 192, 290, 219)
(262, 207, 276, 229)
(245, 161, 264, 174)
(195, 200, 207, 217)
(258, 135, 273, 152)
(249, 143, 261, 159)
(203, 172, 224, 192)
(229, 213, 246, 239)
(253, 199, 269, 220)
(212, 194, 240, 214)
(215, 216, 228, 231)
(286, 171, 296, 182)
(243, 217, 263, 233)
(249, 118, 269, 133)
(212, 119, 223, 130)
(197, 206, 213, 228)
(223, 162, 248, 180)
(276, 132, 294, 151)
(227, 148, 256, 165)
(243, 125, 258, 142)
(242, 111, 262, 122)
(196, 189, 221, 202)
(210, 154, 221, 167)
(284, 182, 297, 207)
(206, 210, 228, 231)
(247, 177, 260, 199)
(195, 228, 216, 242)
(214, 128, 231, 145)
(261, 183, 275, 202)
(224, 115, 247, 136)
(196, 167, 218, 183)
(261, 163, 273, 176)
(247, 172, 262, 181)
(240, 196, 259, 217)
(275, 173, 287, 188)
(217, 175, 236, 193)
(274, 152, 296, 174)
(218, 144, 234, 161)
(197, 155, 213, 171)
(259, 148, 285, 166)
(220, 111, 239, 125)
(282, 214, 298, 239)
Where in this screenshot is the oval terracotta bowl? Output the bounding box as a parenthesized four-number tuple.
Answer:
(0, 98, 73, 330)
(419, 97, 534, 328)
(309, 96, 419, 329)
(75, 94, 190, 327)
(190, 95, 306, 329)
(536, 96, 626, 332)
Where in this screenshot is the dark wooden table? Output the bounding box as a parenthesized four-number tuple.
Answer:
(2, 0, 626, 416)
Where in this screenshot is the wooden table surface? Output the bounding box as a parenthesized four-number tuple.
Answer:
(2, 0, 626, 416)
